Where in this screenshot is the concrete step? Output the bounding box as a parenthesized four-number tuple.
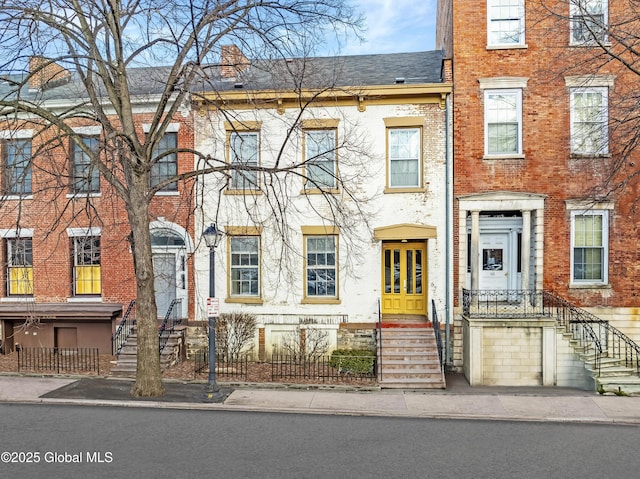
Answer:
(379, 376, 446, 389)
(597, 376, 640, 395)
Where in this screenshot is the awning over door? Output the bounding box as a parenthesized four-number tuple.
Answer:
(373, 223, 437, 241)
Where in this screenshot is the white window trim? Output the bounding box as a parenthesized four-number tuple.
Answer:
(72, 126, 102, 136)
(570, 0, 608, 46)
(486, 0, 526, 48)
(142, 123, 180, 133)
(0, 130, 33, 140)
(569, 86, 609, 155)
(483, 88, 523, 158)
(0, 228, 34, 238)
(66, 227, 102, 237)
(569, 209, 609, 286)
(387, 127, 422, 189)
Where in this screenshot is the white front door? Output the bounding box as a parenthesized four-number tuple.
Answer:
(479, 233, 509, 290)
(153, 253, 177, 318)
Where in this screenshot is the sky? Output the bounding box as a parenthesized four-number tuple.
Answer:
(334, 0, 438, 56)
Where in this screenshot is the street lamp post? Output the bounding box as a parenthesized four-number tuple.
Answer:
(202, 222, 224, 401)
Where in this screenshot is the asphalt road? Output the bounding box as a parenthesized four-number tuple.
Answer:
(0, 403, 638, 478)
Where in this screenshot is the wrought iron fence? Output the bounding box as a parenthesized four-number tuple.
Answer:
(17, 347, 100, 374)
(271, 353, 377, 382)
(462, 289, 548, 318)
(193, 347, 249, 380)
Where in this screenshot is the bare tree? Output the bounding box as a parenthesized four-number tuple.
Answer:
(215, 311, 256, 359)
(532, 0, 640, 209)
(0, 0, 363, 396)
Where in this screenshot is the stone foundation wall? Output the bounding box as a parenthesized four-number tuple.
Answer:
(336, 323, 377, 351)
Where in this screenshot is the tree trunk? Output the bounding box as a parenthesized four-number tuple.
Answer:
(127, 179, 165, 397)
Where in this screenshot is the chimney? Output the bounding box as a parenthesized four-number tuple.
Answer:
(28, 56, 71, 90)
(221, 45, 250, 79)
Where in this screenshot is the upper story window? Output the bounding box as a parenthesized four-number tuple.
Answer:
(487, 0, 525, 47)
(71, 136, 100, 194)
(3, 138, 32, 195)
(570, 0, 607, 45)
(484, 89, 522, 156)
(229, 131, 259, 191)
(7, 237, 33, 296)
(570, 87, 608, 155)
(73, 235, 101, 295)
(150, 132, 178, 191)
(305, 129, 338, 190)
(383, 117, 424, 191)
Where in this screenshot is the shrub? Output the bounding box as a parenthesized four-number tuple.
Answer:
(329, 349, 375, 374)
(215, 311, 256, 359)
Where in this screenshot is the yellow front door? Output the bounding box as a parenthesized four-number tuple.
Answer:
(381, 242, 427, 315)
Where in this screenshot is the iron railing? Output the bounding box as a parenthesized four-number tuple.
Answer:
(432, 299, 444, 371)
(271, 353, 377, 382)
(158, 298, 183, 353)
(376, 299, 383, 381)
(112, 300, 136, 355)
(17, 347, 100, 374)
(193, 348, 249, 380)
(462, 288, 640, 377)
(462, 289, 547, 318)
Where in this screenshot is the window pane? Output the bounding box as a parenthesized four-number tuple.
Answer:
(573, 214, 605, 282)
(150, 133, 177, 191)
(486, 92, 520, 155)
(4, 139, 32, 194)
(306, 236, 337, 297)
(7, 238, 33, 295)
(230, 236, 259, 296)
(305, 130, 336, 188)
(230, 132, 259, 190)
(389, 128, 420, 187)
(572, 90, 607, 154)
(72, 137, 100, 193)
(74, 236, 101, 294)
(488, 0, 524, 44)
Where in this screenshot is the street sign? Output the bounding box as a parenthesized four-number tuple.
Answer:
(206, 297, 220, 317)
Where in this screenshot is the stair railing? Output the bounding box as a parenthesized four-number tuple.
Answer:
(112, 300, 136, 355)
(432, 299, 444, 371)
(158, 298, 183, 353)
(377, 299, 383, 382)
(544, 291, 640, 376)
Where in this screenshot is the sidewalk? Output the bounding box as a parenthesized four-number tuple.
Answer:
(1, 373, 639, 425)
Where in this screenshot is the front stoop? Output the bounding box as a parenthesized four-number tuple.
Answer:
(377, 326, 446, 389)
(110, 326, 186, 378)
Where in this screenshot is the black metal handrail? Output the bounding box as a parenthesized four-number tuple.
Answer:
(543, 291, 640, 376)
(112, 300, 136, 355)
(376, 299, 382, 381)
(432, 299, 444, 371)
(159, 298, 183, 353)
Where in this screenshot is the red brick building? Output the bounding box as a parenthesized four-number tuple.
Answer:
(0, 62, 196, 354)
(437, 0, 640, 385)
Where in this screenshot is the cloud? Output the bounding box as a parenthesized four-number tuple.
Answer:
(340, 0, 437, 55)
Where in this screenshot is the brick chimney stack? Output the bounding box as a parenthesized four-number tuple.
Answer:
(28, 56, 71, 90)
(220, 45, 250, 79)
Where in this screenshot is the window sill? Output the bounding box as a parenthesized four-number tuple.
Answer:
(486, 44, 528, 50)
(568, 283, 611, 290)
(383, 187, 425, 194)
(301, 188, 340, 195)
(3, 194, 33, 200)
(225, 297, 263, 305)
(68, 296, 103, 302)
(224, 189, 263, 196)
(569, 41, 612, 48)
(483, 154, 525, 160)
(569, 153, 611, 159)
(153, 191, 180, 196)
(1, 296, 35, 302)
(301, 298, 341, 305)
(66, 192, 102, 199)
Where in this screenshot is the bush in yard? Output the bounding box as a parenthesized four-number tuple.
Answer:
(329, 349, 375, 374)
(215, 311, 256, 359)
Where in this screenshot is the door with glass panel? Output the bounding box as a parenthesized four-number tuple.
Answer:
(381, 242, 427, 315)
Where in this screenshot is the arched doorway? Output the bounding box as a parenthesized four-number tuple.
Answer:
(150, 220, 193, 319)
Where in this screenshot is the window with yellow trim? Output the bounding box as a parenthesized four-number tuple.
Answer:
(7, 238, 33, 296)
(305, 235, 337, 299)
(230, 236, 260, 297)
(229, 131, 259, 190)
(73, 236, 101, 295)
(387, 127, 422, 189)
(304, 129, 337, 189)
